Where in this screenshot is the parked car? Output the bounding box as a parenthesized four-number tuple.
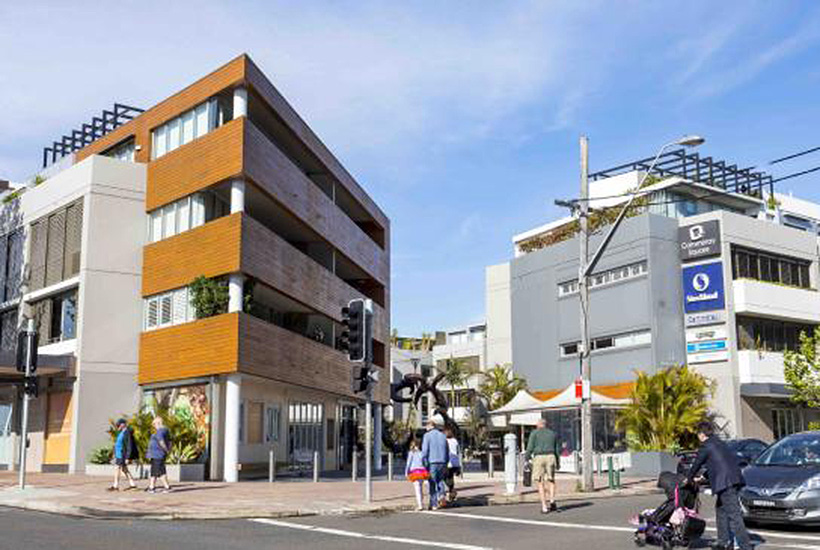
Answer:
(676, 438, 769, 480)
(740, 431, 820, 525)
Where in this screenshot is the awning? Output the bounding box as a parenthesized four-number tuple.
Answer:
(740, 383, 791, 398)
(0, 350, 74, 383)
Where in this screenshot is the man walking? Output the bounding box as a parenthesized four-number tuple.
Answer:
(146, 416, 172, 494)
(108, 418, 138, 491)
(686, 421, 752, 550)
(421, 417, 449, 510)
(526, 418, 560, 513)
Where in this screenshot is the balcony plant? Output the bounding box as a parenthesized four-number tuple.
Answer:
(190, 275, 229, 319)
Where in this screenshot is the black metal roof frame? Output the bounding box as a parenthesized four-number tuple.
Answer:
(42, 103, 144, 168)
(589, 148, 774, 199)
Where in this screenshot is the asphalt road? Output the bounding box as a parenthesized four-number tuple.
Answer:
(2, 494, 820, 550)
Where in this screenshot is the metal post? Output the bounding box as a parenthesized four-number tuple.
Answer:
(607, 456, 614, 489)
(18, 319, 34, 490)
(269, 447, 275, 482)
(313, 450, 319, 483)
(489, 449, 494, 478)
(365, 392, 372, 502)
(387, 452, 393, 481)
(579, 136, 594, 493)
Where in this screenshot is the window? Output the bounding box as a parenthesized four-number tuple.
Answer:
(560, 329, 651, 357)
(736, 316, 814, 353)
(288, 402, 324, 465)
(0, 307, 17, 351)
(731, 246, 811, 289)
(103, 139, 135, 162)
(247, 402, 264, 445)
(151, 98, 220, 160)
(772, 409, 798, 440)
(0, 230, 24, 302)
(266, 405, 281, 442)
(31, 290, 78, 345)
(558, 260, 647, 297)
(147, 191, 229, 243)
(144, 287, 193, 331)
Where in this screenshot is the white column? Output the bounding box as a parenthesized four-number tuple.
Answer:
(233, 87, 248, 119)
(229, 274, 244, 313)
(373, 403, 383, 471)
(224, 374, 241, 483)
(230, 178, 245, 214)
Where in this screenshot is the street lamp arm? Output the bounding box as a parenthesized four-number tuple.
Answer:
(582, 140, 678, 279)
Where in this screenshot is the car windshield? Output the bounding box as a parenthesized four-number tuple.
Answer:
(755, 434, 820, 466)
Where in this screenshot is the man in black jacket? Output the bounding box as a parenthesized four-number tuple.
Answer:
(687, 421, 752, 550)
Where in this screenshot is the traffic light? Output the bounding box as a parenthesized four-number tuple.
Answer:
(23, 377, 38, 398)
(351, 364, 379, 394)
(341, 299, 366, 362)
(15, 330, 38, 374)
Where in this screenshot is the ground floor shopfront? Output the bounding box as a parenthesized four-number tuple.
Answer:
(142, 374, 383, 481)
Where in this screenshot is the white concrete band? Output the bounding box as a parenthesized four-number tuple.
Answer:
(233, 87, 248, 119)
(228, 273, 244, 313)
(230, 178, 245, 214)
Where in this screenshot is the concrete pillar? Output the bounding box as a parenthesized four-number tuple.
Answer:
(230, 178, 245, 214)
(373, 403, 383, 471)
(229, 274, 244, 313)
(233, 87, 248, 119)
(224, 374, 241, 482)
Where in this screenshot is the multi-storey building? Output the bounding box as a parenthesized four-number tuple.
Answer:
(489, 149, 820, 449)
(0, 55, 390, 479)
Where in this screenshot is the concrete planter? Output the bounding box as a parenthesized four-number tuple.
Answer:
(85, 462, 205, 482)
(625, 451, 678, 478)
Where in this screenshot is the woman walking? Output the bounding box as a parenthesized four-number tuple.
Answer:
(405, 440, 428, 511)
(444, 428, 461, 503)
(146, 417, 171, 494)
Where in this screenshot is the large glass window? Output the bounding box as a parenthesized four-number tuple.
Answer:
(147, 191, 229, 244)
(736, 316, 814, 353)
(31, 289, 78, 345)
(151, 98, 220, 160)
(731, 246, 812, 289)
(103, 138, 136, 162)
(288, 402, 324, 467)
(143, 287, 194, 331)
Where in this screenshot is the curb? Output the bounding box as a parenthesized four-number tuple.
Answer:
(0, 486, 661, 521)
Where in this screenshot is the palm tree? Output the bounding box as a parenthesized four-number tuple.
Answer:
(616, 365, 714, 452)
(438, 357, 472, 417)
(478, 364, 528, 411)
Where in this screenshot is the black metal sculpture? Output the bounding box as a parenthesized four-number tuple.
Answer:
(383, 372, 457, 453)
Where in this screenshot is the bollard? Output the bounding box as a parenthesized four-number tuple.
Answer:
(269, 448, 276, 483)
(489, 451, 494, 479)
(607, 456, 614, 489)
(503, 433, 518, 495)
(352, 452, 358, 482)
(387, 452, 393, 481)
(313, 451, 319, 483)
(614, 456, 621, 489)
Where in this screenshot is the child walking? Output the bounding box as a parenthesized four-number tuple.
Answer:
(405, 440, 428, 511)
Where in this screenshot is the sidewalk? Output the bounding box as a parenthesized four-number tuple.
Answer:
(0, 472, 659, 520)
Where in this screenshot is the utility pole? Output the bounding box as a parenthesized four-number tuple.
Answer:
(578, 136, 594, 493)
(18, 319, 36, 490)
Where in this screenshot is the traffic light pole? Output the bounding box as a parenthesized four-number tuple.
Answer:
(364, 301, 374, 504)
(18, 319, 35, 490)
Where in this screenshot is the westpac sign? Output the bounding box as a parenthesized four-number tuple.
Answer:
(682, 261, 725, 313)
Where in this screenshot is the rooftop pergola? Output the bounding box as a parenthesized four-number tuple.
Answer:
(42, 103, 144, 168)
(590, 148, 774, 199)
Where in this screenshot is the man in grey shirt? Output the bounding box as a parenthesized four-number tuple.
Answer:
(421, 417, 449, 509)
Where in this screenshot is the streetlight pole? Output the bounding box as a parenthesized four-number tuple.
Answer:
(572, 135, 704, 492)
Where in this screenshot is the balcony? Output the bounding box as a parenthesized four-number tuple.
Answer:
(733, 279, 820, 323)
(737, 350, 786, 385)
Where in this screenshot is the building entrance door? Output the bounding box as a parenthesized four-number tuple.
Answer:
(43, 391, 73, 467)
(0, 401, 13, 469)
(337, 404, 357, 470)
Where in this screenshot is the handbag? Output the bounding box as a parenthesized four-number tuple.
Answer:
(523, 460, 533, 487)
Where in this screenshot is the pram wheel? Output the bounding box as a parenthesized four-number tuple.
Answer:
(632, 533, 646, 547)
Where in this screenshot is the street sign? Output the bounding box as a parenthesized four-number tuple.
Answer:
(685, 310, 726, 327)
(682, 262, 725, 313)
(679, 220, 721, 262)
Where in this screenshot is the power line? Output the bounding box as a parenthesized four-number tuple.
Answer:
(771, 165, 820, 183)
(770, 146, 820, 165)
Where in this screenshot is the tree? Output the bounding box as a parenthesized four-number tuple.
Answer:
(438, 357, 472, 417)
(478, 364, 528, 411)
(784, 328, 820, 408)
(616, 365, 714, 452)
(463, 399, 488, 455)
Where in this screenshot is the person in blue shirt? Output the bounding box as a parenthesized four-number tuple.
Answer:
(108, 418, 138, 491)
(421, 417, 449, 510)
(146, 417, 172, 494)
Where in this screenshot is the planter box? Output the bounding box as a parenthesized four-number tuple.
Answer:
(85, 462, 205, 482)
(625, 451, 678, 478)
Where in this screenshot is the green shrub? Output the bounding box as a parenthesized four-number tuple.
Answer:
(89, 444, 113, 465)
(189, 275, 229, 319)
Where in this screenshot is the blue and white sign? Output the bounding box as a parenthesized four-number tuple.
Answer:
(682, 262, 725, 313)
(686, 340, 727, 353)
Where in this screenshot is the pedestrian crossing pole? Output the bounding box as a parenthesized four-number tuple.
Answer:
(364, 300, 374, 503)
(18, 319, 36, 490)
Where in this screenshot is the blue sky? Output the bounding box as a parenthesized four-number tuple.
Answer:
(2, 2, 820, 335)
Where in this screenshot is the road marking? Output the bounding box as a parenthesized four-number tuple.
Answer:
(250, 518, 494, 550)
(424, 511, 820, 544)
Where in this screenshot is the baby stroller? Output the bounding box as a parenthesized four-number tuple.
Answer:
(632, 472, 706, 549)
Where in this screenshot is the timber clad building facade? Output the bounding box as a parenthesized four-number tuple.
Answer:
(0, 55, 390, 479)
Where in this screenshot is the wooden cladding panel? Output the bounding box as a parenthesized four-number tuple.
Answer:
(142, 213, 241, 296)
(245, 59, 389, 230)
(139, 313, 239, 384)
(146, 118, 244, 211)
(240, 215, 388, 343)
(76, 55, 247, 165)
(243, 120, 388, 285)
(238, 313, 388, 403)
